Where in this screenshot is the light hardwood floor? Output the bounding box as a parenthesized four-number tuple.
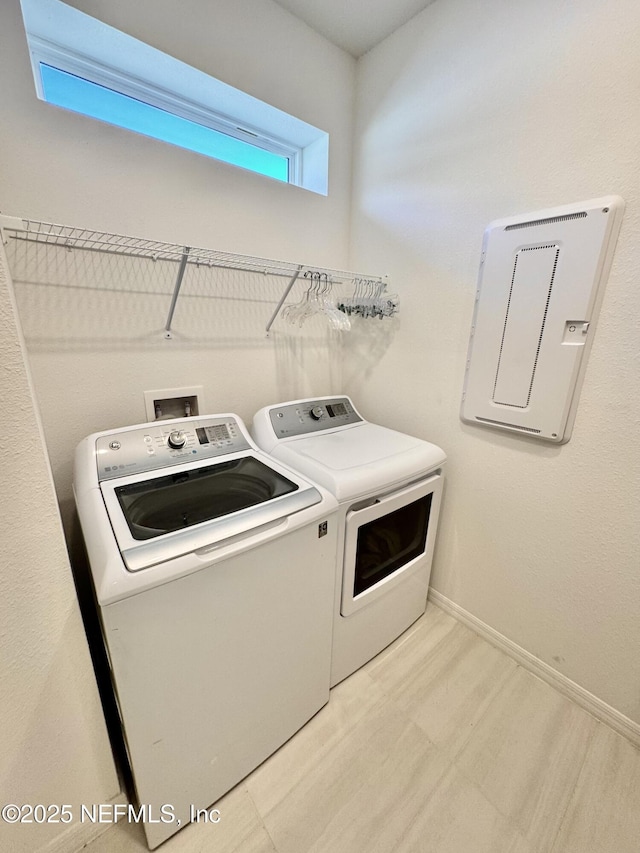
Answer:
(84, 603, 640, 852)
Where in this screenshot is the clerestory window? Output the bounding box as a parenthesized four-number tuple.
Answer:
(20, 0, 329, 194)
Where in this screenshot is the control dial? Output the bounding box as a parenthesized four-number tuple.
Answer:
(309, 406, 324, 421)
(167, 429, 187, 449)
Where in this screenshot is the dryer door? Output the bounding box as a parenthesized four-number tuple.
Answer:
(342, 474, 443, 617)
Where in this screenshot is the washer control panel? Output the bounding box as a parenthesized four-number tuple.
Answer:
(96, 416, 251, 481)
(268, 397, 362, 439)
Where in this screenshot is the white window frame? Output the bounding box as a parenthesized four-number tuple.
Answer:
(20, 0, 329, 194)
(31, 39, 301, 184)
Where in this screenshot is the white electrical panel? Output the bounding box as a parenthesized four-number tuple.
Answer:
(461, 196, 624, 443)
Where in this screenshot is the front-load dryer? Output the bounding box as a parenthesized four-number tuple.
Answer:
(74, 413, 337, 849)
(252, 396, 446, 687)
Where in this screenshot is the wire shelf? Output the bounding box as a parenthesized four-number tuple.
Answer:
(0, 216, 382, 279)
(0, 215, 388, 334)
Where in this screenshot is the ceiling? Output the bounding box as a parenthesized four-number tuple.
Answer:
(272, 0, 437, 58)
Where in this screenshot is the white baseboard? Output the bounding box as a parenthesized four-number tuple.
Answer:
(40, 791, 128, 853)
(428, 588, 640, 749)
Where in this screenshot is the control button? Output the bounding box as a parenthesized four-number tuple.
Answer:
(143, 435, 153, 444)
(310, 406, 324, 421)
(167, 429, 187, 449)
(109, 441, 121, 451)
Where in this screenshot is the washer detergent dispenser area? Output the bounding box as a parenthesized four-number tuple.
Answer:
(252, 396, 447, 687)
(73, 413, 338, 849)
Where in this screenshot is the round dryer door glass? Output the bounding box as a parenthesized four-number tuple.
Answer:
(114, 456, 298, 540)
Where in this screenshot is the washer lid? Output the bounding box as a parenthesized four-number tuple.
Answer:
(273, 423, 446, 501)
(99, 451, 323, 571)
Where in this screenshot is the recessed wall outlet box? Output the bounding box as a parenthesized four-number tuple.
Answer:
(461, 196, 625, 443)
(144, 385, 205, 421)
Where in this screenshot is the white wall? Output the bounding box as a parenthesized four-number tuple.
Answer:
(0, 1, 356, 850)
(0, 244, 121, 852)
(348, 0, 640, 727)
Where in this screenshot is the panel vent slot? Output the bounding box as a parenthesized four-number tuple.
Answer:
(476, 417, 541, 434)
(492, 244, 560, 408)
(505, 211, 587, 231)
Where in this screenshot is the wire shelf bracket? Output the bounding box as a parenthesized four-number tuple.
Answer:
(164, 246, 191, 338)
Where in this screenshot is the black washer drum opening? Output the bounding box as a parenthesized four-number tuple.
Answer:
(115, 457, 298, 540)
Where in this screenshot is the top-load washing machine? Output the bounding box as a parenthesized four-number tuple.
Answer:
(74, 413, 337, 849)
(252, 396, 446, 687)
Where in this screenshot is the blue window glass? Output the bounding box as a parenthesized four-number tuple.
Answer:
(39, 64, 290, 182)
